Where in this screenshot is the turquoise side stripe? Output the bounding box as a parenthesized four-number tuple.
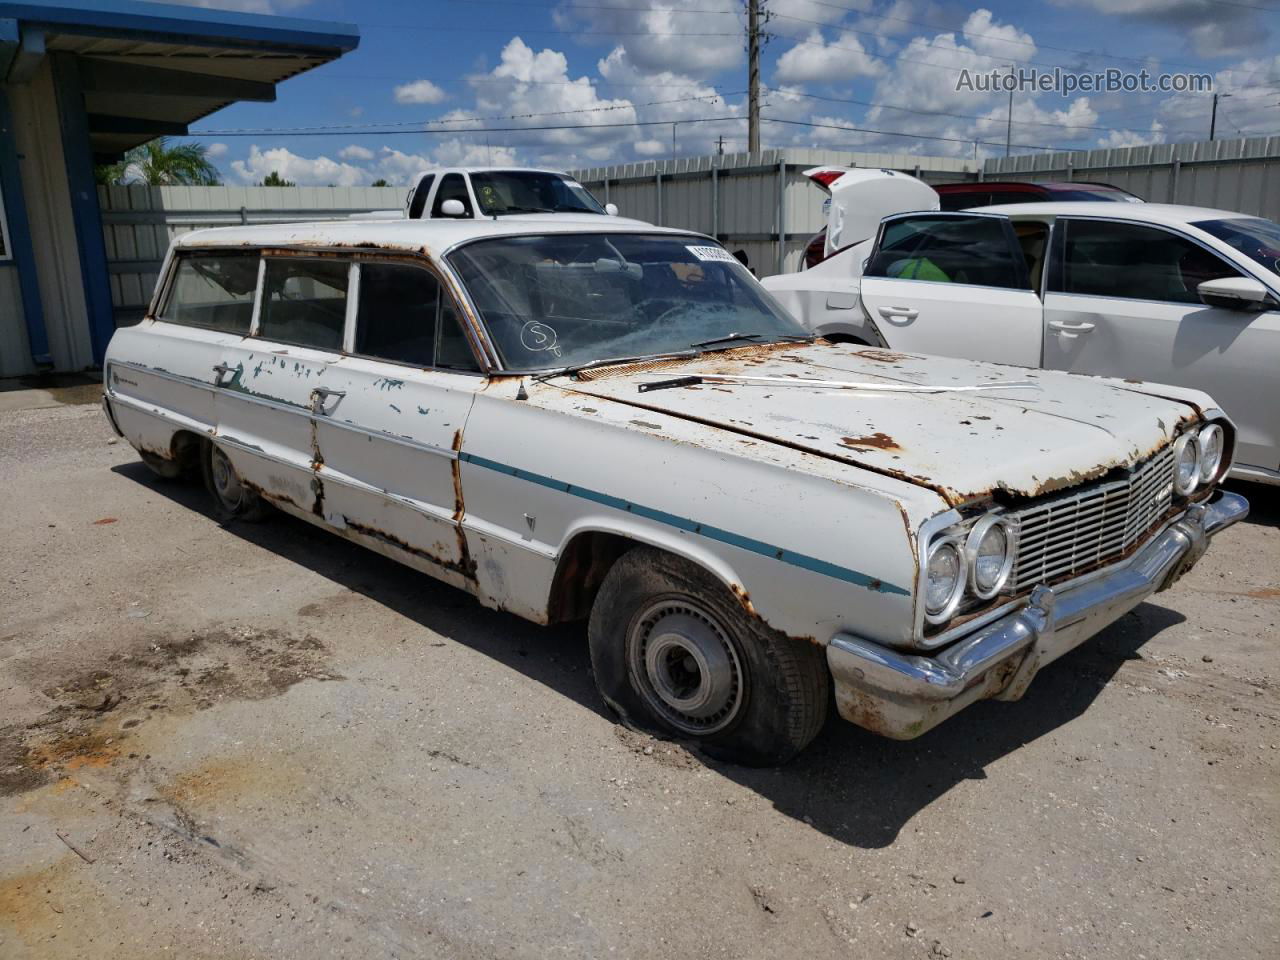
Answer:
(459, 452, 910, 596)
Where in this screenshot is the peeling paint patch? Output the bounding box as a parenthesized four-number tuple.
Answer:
(373, 378, 405, 391)
(841, 432, 900, 451)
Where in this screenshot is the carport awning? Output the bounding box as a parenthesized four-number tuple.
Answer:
(0, 0, 359, 160)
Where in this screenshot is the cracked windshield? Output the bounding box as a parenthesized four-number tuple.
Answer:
(448, 233, 809, 370)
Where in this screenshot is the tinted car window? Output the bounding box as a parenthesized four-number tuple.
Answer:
(163, 253, 259, 334)
(1193, 216, 1280, 279)
(865, 216, 1026, 289)
(355, 262, 479, 371)
(469, 171, 606, 216)
(257, 258, 349, 351)
(407, 174, 435, 219)
(1053, 219, 1240, 304)
(432, 174, 473, 218)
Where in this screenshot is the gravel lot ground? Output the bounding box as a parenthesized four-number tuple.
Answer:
(2, 392, 1277, 959)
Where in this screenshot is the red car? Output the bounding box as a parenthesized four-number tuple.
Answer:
(802, 179, 1143, 269)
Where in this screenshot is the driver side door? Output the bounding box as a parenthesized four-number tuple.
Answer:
(857, 213, 1044, 365)
(1042, 217, 1280, 472)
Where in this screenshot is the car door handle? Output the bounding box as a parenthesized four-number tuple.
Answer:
(878, 305, 919, 320)
(310, 387, 346, 415)
(211, 362, 234, 386)
(1047, 319, 1096, 339)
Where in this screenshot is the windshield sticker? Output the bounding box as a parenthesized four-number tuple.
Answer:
(686, 245, 737, 264)
(520, 320, 561, 356)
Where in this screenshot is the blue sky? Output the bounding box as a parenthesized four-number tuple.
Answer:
(161, 0, 1280, 186)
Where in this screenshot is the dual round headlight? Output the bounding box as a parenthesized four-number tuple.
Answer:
(924, 516, 1016, 624)
(1173, 422, 1227, 496)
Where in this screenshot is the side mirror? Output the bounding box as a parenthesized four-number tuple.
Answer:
(605, 203, 619, 217)
(1198, 276, 1275, 311)
(440, 198, 467, 218)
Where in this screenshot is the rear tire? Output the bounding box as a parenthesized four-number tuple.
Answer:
(588, 547, 828, 766)
(201, 439, 270, 523)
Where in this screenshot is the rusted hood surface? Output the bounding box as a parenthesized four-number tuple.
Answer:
(549, 343, 1201, 505)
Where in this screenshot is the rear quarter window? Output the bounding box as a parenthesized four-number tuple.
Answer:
(162, 252, 260, 334)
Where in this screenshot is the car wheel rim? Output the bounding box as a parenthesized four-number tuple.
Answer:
(210, 446, 244, 509)
(628, 600, 744, 735)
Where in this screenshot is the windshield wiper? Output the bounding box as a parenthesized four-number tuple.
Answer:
(690, 332, 812, 349)
(532, 350, 698, 382)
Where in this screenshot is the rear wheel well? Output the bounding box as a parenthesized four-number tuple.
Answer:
(170, 430, 204, 475)
(546, 531, 641, 624)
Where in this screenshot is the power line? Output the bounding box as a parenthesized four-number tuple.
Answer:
(196, 91, 744, 136)
(190, 115, 747, 138)
(780, 89, 1130, 133)
(761, 115, 1066, 151)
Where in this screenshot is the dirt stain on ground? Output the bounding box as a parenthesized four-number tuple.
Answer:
(2, 628, 339, 799)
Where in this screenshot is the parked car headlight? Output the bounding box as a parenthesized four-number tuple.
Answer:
(924, 538, 966, 624)
(965, 515, 1016, 600)
(1196, 423, 1225, 484)
(1172, 432, 1200, 496)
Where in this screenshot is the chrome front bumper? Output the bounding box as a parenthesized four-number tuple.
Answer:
(827, 491, 1250, 740)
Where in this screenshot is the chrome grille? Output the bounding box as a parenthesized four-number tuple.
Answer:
(1010, 445, 1176, 591)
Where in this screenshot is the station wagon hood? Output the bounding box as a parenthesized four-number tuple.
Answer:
(546, 344, 1203, 506)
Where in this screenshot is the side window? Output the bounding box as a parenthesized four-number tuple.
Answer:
(865, 215, 1027, 289)
(257, 258, 349, 351)
(162, 252, 259, 334)
(355, 262, 480, 371)
(431, 174, 473, 218)
(407, 174, 435, 219)
(937, 191, 978, 212)
(1053, 220, 1242, 304)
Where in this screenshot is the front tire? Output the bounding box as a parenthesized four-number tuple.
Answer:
(588, 547, 828, 766)
(201, 440, 270, 522)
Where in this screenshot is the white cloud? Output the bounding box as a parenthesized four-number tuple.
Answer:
(775, 29, 883, 85)
(231, 145, 368, 186)
(553, 0, 741, 75)
(394, 79, 447, 105)
(338, 144, 374, 161)
(634, 139, 666, 156)
(205, 142, 228, 159)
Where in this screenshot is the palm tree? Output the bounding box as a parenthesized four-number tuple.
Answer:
(95, 138, 221, 186)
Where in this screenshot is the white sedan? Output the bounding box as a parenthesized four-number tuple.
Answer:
(765, 202, 1280, 485)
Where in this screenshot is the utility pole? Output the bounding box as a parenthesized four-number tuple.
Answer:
(1209, 92, 1231, 140)
(1005, 64, 1014, 157)
(748, 0, 761, 154)
(716, 134, 726, 155)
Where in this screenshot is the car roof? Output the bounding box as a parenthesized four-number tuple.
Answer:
(173, 217, 702, 258)
(937, 180, 1130, 193)
(418, 166, 574, 177)
(966, 201, 1251, 225)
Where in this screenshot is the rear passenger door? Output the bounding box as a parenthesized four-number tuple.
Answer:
(213, 254, 351, 514)
(858, 213, 1044, 365)
(312, 258, 485, 587)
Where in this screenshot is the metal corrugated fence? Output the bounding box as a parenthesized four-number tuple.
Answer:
(571, 149, 977, 277)
(983, 136, 1280, 220)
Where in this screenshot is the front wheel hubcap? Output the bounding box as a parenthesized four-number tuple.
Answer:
(628, 600, 744, 735)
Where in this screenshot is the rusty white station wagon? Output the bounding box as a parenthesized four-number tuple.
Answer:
(102, 218, 1248, 764)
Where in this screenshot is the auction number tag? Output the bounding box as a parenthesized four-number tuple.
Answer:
(686, 245, 737, 263)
